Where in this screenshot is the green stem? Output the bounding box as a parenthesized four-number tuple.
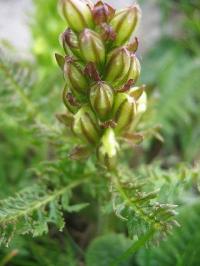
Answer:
(110, 228, 155, 266)
(66, 229, 85, 257)
(0, 250, 18, 266)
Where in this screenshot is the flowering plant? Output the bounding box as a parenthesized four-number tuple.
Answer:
(56, 0, 146, 170)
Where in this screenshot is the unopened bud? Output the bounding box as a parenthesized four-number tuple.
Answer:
(55, 53, 65, 70)
(92, 1, 115, 25)
(128, 86, 147, 114)
(72, 105, 100, 144)
(62, 28, 82, 59)
(79, 29, 105, 66)
(110, 4, 141, 46)
(64, 57, 89, 97)
(126, 54, 141, 83)
(60, 0, 94, 32)
(113, 93, 136, 134)
(90, 81, 114, 121)
(105, 47, 131, 88)
(97, 128, 119, 170)
(100, 23, 116, 42)
(62, 86, 79, 114)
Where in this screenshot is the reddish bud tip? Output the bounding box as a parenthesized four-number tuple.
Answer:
(117, 79, 135, 93)
(100, 23, 116, 41)
(127, 37, 139, 53)
(92, 1, 115, 25)
(84, 62, 101, 81)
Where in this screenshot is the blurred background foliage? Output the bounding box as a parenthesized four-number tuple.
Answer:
(0, 0, 200, 265)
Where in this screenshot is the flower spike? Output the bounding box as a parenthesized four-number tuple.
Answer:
(57, 1, 146, 169)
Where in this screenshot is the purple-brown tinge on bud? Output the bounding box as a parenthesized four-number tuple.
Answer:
(92, 1, 115, 25)
(63, 28, 77, 49)
(84, 62, 101, 81)
(62, 86, 79, 114)
(117, 79, 135, 93)
(100, 23, 116, 41)
(127, 37, 139, 53)
(62, 28, 82, 58)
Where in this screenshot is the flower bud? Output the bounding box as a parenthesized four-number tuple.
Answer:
(97, 128, 119, 170)
(125, 54, 141, 83)
(72, 105, 100, 144)
(64, 57, 89, 97)
(138, 94, 147, 114)
(113, 93, 136, 134)
(105, 47, 131, 88)
(62, 28, 82, 59)
(79, 29, 105, 66)
(128, 86, 147, 114)
(90, 81, 114, 121)
(99, 23, 116, 42)
(110, 4, 141, 46)
(92, 1, 115, 25)
(60, 0, 94, 32)
(62, 86, 80, 114)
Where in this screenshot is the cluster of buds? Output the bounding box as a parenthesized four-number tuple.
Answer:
(56, 0, 147, 170)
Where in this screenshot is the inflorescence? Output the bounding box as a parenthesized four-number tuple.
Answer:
(56, 0, 147, 170)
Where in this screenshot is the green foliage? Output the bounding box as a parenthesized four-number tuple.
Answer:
(136, 162, 200, 203)
(158, 0, 200, 54)
(110, 167, 178, 240)
(141, 40, 200, 161)
(0, 235, 78, 266)
(0, 177, 90, 246)
(137, 202, 200, 266)
(86, 234, 133, 266)
(0, 0, 200, 265)
(31, 0, 66, 73)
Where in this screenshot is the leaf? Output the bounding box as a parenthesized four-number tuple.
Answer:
(137, 202, 200, 266)
(86, 234, 133, 266)
(0, 179, 87, 245)
(66, 203, 89, 213)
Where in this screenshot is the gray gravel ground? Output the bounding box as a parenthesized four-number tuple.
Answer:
(0, 0, 33, 51)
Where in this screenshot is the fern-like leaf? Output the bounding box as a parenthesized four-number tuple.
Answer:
(0, 178, 89, 246)
(137, 201, 200, 266)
